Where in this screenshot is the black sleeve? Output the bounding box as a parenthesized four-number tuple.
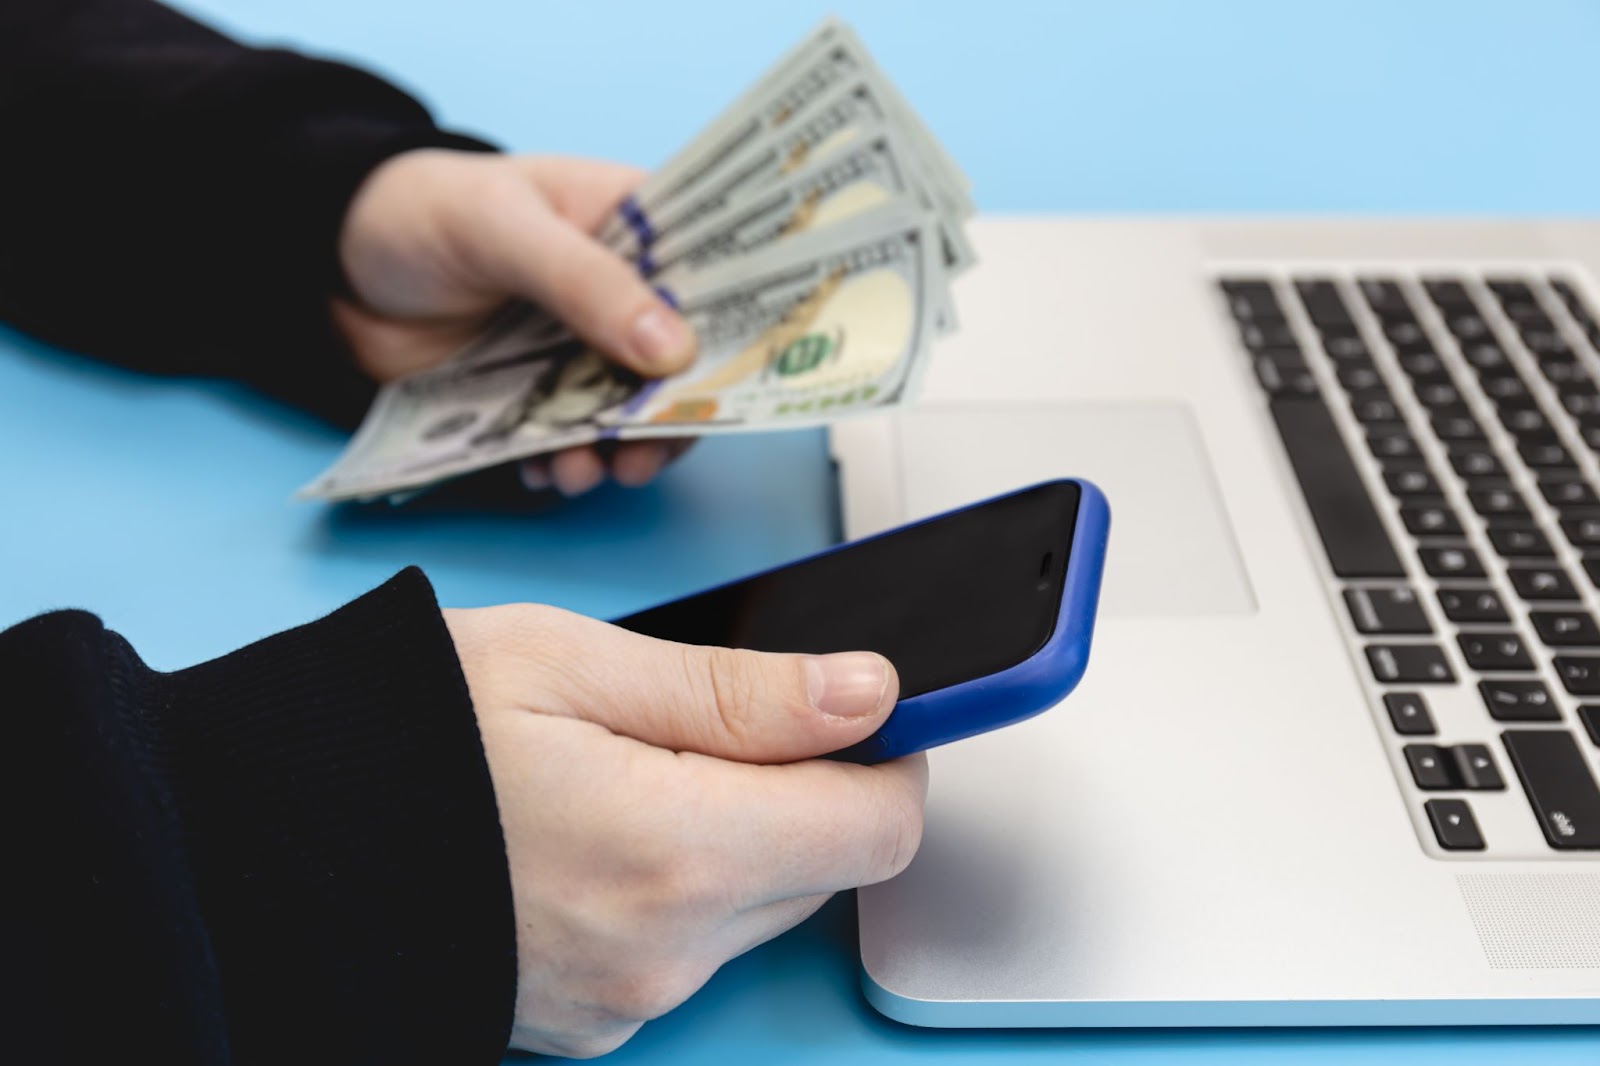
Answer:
(0, 0, 497, 425)
(2, 568, 517, 1066)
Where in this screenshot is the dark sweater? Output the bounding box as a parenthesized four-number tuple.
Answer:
(0, 0, 492, 425)
(1, 2, 517, 1062)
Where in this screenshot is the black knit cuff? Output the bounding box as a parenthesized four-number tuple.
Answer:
(153, 567, 515, 1064)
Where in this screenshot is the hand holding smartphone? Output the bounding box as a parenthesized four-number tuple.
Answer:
(615, 479, 1109, 762)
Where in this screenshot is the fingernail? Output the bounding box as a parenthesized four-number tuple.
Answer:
(611, 443, 669, 487)
(630, 305, 692, 369)
(551, 450, 606, 497)
(806, 652, 890, 718)
(554, 463, 604, 497)
(518, 460, 551, 491)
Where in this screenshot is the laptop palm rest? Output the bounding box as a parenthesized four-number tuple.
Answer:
(894, 403, 1256, 618)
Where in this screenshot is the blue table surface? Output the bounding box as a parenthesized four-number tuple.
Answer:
(6, 0, 1600, 1061)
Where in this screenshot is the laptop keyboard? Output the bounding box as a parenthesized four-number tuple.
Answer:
(1220, 271, 1600, 858)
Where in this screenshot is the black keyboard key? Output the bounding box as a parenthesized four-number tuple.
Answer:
(1240, 320, 1298, 351)
(1521, 329, 1569, 356)
(1508, 303, 1555, 328)
(1499, 405, 1550, 436)
(1564, 394, 1600, 420)
(1423, 279, 1474, 308)
(1531, 610, 1600, 647)
(1425, 799, 1485, 850)
(1351, 392, 1402, 425)
(1520, 439, 1575, 469)
(1452, 744, 1506, 790)
(1560, 515, 1600, 548)
(1370, 429, 1420, 462)
(1539, 356, 1584, 385)
(1336, 363, 1384, 392)
(1414, 381, 1462, 409)
(1449, 449, 1503, 480)
(1574, 550, 1600, 585)
(1445, 313, 1492, 341)
(1344, 586, 1432, 635)
(1404, 743, 1455, 789)
(1559, 376, 1600, 400)
(1579, 706, 1600, 746)
(1383, 319, 1429, 349)
(1222, 278, 1274, 297)
(1554, 655, 1600, 695)
(1254, 355, 1319, 396)
(1458, 632, 1535, 671)
(1501, 730, 1600, 848)
(1269, 397, 1406, 578)
(1487, 278, 1535, 303)
(1399, 500, 1463, 537)
(1539, 476, 1600, 509)
(1467, 486, 1531, 519)
(1295, 279, 1352, 328)
(1385, 467, 1441, 497)
(1433, 411, 1487, 441)
(1322, 333, 1369, 361)
(1461, 342, 1509, 373)
(1487, 524, 1554, 558)
(1223, 281, 1285, 321)
(1397, 350, 1448, 381)
(1384, 692, 1436, 735)
(1420, 545, 1486, 579)
(1367, 644, 1455, 684)
(1479, 679, 1560, 722)
(1360, 279, 1411, 318)
(1509, 564, 1580, 601)
(1438, 586, 1510, 623)
(1481, 373, 1530, 402)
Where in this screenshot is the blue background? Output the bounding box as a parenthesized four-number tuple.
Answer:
(4, 0, 1600, 1061)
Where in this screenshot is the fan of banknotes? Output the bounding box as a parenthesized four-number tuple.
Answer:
(300, 17, 972, 501)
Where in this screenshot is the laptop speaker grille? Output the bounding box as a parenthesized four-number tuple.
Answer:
(1457, 873, 1600, 969)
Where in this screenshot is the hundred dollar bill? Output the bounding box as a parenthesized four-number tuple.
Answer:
(644, 120, 972, 279)
(604, 73, 967, 270)
(598, 18, 860, 250)
(608, 206, 944, 435)
(300, 208, 943, 500)
(822, 19, 972, 203)
(297, 323, 610, 502)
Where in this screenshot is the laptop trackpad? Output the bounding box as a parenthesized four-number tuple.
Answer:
(895, 403, 1256, 617)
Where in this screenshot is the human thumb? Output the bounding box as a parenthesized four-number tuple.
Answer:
(539, 612, 898, 763)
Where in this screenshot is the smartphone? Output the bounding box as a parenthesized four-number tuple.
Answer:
(613, 479, 1109, 763)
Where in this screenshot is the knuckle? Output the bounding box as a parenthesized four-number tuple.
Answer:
(597, 966, 702, 1022)
(872, 788, 926, 881)
(696, 645, 762, 746)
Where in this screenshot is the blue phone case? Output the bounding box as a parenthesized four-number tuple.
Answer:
(835, 478, 1110, 763)
(612, 478, 1110, 764)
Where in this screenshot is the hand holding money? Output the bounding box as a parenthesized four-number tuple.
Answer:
(333, 152, 699, 495)
(305, 18, 972, 501)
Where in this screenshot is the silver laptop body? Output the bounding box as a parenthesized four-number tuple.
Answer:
(831, 218, 1600, 1026)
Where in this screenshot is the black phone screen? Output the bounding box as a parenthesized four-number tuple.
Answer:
(615, 481, 1081, 699)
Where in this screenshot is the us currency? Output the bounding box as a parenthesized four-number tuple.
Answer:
(609, 206, 944, 435)
(603, 73, 970, 274)
(597, 18, 864, 249)
(644, 120, 969, 281)
(300, 208, 944, 500)
(601, 27, 971, 263)
(598, 21, 870, 240)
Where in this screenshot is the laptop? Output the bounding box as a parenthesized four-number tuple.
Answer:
(829, 218, 1600, 1026)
